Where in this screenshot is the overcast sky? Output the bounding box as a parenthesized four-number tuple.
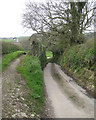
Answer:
(0, 0, 46, 38)
(0, 0, 94, 38)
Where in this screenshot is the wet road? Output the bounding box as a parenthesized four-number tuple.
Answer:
(44, 63, 94, 118)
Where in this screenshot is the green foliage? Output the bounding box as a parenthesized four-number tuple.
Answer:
(28, 35, 47, 70)
(59, 40, 94, 70)
(58, 40, 94, 96)
(17, 55, 43, 113)
(2, 51, 25, 70)
(2, 42, 23, 54)
(46, 51, 53, 59)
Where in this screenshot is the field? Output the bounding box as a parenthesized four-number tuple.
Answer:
(18, 36, 30, 40)
(2, 39, 14, 42)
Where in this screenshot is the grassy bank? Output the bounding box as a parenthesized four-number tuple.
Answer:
(17, 55, 44, 115)
(58, 40, 94, 96)
(2, 51, 25, 70)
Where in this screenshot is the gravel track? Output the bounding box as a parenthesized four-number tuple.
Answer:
(2, 55, 36, 118)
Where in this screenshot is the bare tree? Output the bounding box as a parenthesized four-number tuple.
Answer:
(22, 0, 95, 48)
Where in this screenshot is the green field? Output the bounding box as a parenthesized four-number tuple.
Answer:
(18, 36, 29, 39)
(2, 39, 14, 42)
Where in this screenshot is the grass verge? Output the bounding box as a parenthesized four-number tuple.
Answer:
(17, 55, 44, 114)
(2, 51, 26, 70)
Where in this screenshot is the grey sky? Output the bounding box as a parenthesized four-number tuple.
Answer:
(0, 0, 46, 38)
(0, 0, 94, 38)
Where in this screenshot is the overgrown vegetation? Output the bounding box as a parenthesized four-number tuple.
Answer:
(2, 42, 23, 54)
(2, 51, 25, 70)
(17, 55, 44, 114)
(58, 40, 95, 96)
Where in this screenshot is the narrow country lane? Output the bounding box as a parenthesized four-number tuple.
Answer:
(2, 55, 35, 118)
(44, 63, 94, 118)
